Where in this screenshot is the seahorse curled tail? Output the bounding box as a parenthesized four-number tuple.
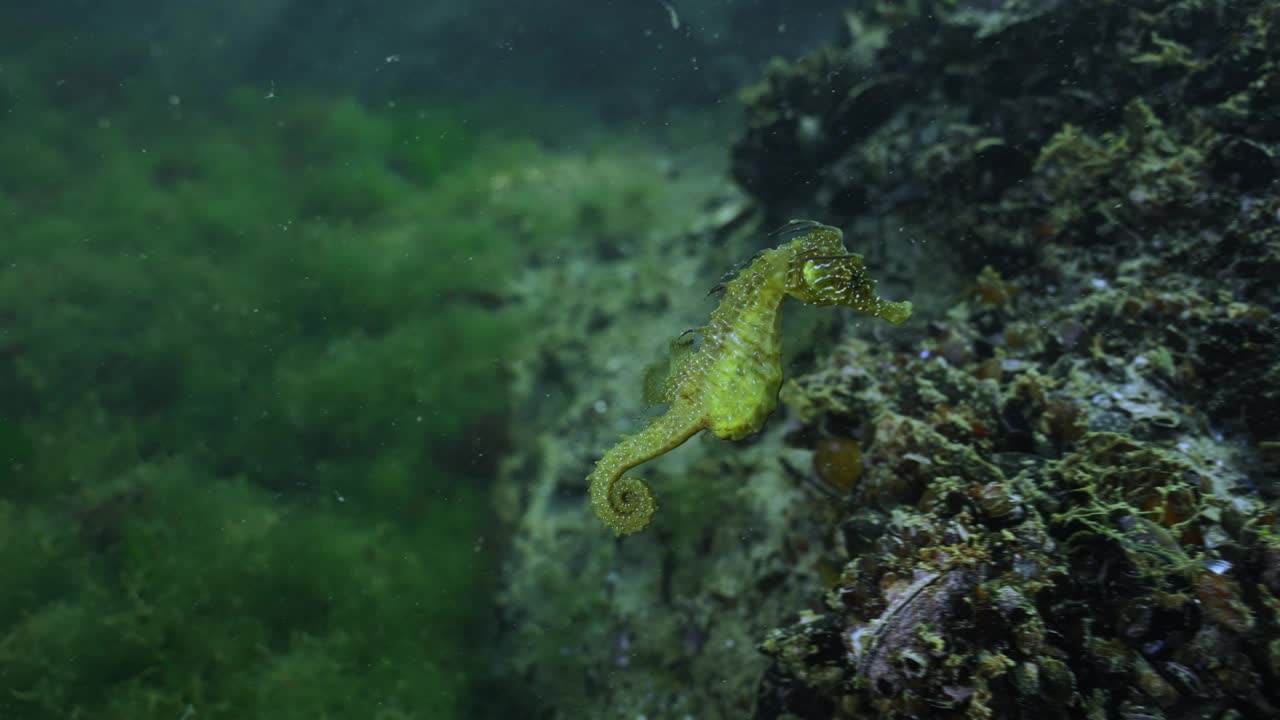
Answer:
(591, 472, 656, 536)
(587, 409, 704, 536)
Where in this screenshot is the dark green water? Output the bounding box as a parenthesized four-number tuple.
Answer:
(4, 2, 1280, 719)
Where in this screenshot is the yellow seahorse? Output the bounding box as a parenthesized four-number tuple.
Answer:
(588, 220, 912, 536)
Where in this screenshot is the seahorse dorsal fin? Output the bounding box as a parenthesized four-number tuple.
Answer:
(641, 330, 700, 405)
(711, 250, 767, 291)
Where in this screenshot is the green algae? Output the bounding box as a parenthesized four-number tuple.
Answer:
(0, 62, 568, 718)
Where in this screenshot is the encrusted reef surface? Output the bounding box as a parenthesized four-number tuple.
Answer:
(495, 1, 1280, 718)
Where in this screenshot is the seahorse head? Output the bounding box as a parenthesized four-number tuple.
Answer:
(784, 224, 913, 324)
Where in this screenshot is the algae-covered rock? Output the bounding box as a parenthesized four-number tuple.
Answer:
(490, 1, 1280, 718)
(723, 1, 1280, 718)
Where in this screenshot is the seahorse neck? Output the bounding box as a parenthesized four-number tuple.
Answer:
(705, 249, 789, 339)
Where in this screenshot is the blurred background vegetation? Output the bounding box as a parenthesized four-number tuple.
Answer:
(0, 66, 524, 718)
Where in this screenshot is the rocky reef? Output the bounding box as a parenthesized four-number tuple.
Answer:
(741, 1, 1280, 718)
(495, 1, 1280, 718)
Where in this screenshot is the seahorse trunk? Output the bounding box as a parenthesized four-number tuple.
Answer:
(587, 406, 704, 536)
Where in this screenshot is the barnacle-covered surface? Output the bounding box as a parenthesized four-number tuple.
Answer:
(737, 1, 1280, 718)
(496, 0, 1280, 718)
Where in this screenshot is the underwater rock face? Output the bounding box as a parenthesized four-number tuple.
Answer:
(764, 340, 1275, 718)
(728, 1, 1280, 719)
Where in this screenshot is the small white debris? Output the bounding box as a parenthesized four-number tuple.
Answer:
(1204, 559, 1232, 575)
(657, 0, 679, 30)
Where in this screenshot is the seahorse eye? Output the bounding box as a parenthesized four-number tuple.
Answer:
(802, 258, 849, 301)
(802, 259, 829, 289)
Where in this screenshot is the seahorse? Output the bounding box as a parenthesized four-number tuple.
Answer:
(588, 220, 912, 536)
